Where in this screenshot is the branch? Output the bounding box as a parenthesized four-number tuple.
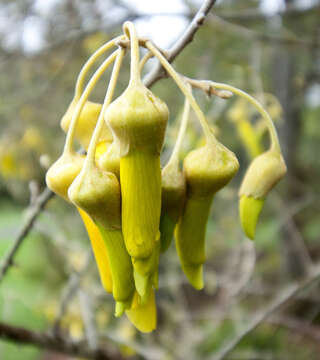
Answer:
(212, 265, 320, 360)
(143, 0, 217, 87)
(0, 322, 124, 360)
(0, 187, 54, 282)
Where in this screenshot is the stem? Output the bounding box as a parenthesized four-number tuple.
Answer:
(63, 50, 118, 155)
(139, 51, 154, 73)
(123, 22, 141, 85)
(74, 35, 124, 99)
(145, 41, 213, 142)
(210, 81, 281, 153)
(167, 88, 191, 168)
(85, 48, 125, 168)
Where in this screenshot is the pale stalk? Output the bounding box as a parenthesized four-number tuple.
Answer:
(123, 21, 141, 85)
(145, 41, 213, 142)
(74, 35, 124, 98)
(206, 81, 280, 153)
(139, 51, 153, 73)
(84, 47, 126, 169)
(63, 50, 118, 155)
(166, 89, 191, 168)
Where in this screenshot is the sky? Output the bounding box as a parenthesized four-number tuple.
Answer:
(1, 0, 318, 54)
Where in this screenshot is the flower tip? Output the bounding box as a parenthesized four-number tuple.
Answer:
(133, 269, 152, 304)
(239, 195, 264, 240)
(126, 291, 157, 333)
(115, 302, 126, 317)
(183, 264, 204, 290)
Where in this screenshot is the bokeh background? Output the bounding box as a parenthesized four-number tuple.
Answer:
(0, 0, 320, 359)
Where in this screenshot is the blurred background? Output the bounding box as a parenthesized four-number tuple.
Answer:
(0, 0, 320, 359)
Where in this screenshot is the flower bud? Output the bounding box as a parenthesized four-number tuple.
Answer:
(97, 140, 120, 179)
(132, 239, 160, 303)
(239, 149, 286, 239)
(46, 152, 84, 201)
(61, 99, 113, 149)
(105, 82, 168, 276)
(175, 140, 239, 289)
(126, 290, 157, 333)
(160, 163, 186, 252)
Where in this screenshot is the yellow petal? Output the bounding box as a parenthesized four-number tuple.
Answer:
(126, 290, 157, 333)
(175, 195, 213, 290)
(120, 152, 161, 260)
(78, 208, 113, 293)
(239, 195, 264, 240)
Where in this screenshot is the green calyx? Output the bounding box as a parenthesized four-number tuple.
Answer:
(184, 140, 239, 198)
(68, 164, 121, 230)
(104, 82, 169, 156)
(239, 149, 287, 199)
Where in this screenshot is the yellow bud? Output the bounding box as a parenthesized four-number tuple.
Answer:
(236, 120, 263, 158)
(239, 149, 287, 199)
(78, 208, 113, 293)
(46, 152, 84, 201)
(126, 290, 157, 333)
(61, 99, 113, 149)
(239, 196, 264, 240)
(97, 140, 120, 179)
(160, 163, 186, 252)
(176, 140, 239, 289)
(68, 164, 120, 230)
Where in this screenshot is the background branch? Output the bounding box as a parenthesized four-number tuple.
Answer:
(212, 265, 320, 360)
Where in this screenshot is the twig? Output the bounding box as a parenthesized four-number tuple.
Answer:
(79, 289, 98, 351)
(52, 253, 92, 334)
(143, 0, 217, 87)
(0, 321, 124, 360)
(211, 265, 320, 360)
(0, 187, 54, 283)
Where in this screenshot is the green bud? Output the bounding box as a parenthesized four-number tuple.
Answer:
(68, 164, 121, 230)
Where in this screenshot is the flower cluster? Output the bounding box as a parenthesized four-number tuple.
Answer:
(46, 22, 286, 332)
